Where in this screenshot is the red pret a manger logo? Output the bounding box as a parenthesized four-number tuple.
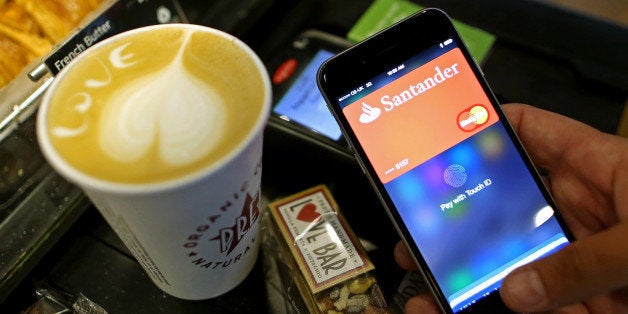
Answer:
(211, 191, 260, 255)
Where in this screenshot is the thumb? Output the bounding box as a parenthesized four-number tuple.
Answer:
(500, 223, 628, 312)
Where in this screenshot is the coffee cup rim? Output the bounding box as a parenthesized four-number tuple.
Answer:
(37, 23, 272, 194)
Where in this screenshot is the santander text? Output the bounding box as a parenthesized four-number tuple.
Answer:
(381, 63, 459, 112)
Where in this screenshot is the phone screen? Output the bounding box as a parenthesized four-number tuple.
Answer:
(328, 35, 570, 312)
(273, 49, 343, 141)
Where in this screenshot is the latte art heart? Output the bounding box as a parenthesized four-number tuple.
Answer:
(99, 57, 225, 165)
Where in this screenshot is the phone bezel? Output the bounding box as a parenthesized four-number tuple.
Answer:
(317, 8, 574, 313)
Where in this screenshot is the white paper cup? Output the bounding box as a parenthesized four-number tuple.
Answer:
(37, 24, 271, 300)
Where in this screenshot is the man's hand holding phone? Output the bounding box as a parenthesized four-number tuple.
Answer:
(318, 8, 575, 312)
(396, 103, 628, 313)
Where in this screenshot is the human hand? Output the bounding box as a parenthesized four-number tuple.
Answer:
(394, 103, 628, 313)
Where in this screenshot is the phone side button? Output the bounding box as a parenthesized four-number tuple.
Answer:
(473, 57, 486, 77)
(354, 154, 367, 174)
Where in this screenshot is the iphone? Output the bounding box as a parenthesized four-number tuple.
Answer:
(317, 8, 574, 313)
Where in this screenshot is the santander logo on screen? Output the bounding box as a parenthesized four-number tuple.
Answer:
(359, 102, 382, 123)
(344, 48, 498, 183)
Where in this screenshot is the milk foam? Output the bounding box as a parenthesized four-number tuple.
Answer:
(50, 92, 91, 137)
(99, 68, 226, 165)
(98, 34, 226, 166)
(50, 29, 227, 167)
(45, 25, 268, 184)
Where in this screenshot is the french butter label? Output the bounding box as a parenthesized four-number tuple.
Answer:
(269, 185, 374, 293)
(45, 0, 185, 75)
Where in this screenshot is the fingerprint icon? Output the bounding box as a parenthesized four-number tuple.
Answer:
(444, 164, 467, 187)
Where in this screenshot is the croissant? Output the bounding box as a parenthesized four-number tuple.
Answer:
(0, 0, 44, 35)
(0, 33, 30, 87)
(0, 25, 51, 87)
(14, 0, 101, 42)
(0, 0, 103, 89)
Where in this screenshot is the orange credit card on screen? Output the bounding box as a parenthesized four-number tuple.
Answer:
(343, 48, 497, 183)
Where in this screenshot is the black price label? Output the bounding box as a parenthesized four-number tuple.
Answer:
(44, 0, 185, 75)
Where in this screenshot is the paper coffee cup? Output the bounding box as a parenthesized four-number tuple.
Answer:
(37, 24, 271, 300)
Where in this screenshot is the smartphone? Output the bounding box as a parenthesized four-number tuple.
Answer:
(317, 8, 574, 313)
(266, 29, 353, 157)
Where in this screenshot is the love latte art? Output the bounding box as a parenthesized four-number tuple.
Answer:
(45, 26, 266, 183)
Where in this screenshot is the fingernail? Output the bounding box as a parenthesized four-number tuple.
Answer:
(503, 268, 547, 308)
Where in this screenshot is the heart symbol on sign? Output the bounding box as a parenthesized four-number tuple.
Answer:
(297, 203, 321, 222)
